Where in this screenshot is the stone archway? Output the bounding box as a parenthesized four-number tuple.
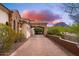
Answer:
(30, 21, 48, 35)
(33, 26, 44, 34)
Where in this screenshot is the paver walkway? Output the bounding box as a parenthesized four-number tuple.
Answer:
(11, 35, 73, 56)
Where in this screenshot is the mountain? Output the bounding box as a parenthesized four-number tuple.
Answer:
(53, 22, 68, 27)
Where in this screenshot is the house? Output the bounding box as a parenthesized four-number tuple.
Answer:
(10, 10, 21, 32)
(0, 4, 31, 38)
(0, 4, 22, 33)
(0, 4, 11, 25)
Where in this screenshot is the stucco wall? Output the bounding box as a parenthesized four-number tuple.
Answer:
(22, 23, 31, 39)
(0, 9, 8, 24)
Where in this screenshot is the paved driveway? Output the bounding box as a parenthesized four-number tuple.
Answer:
(11, 35, 73, 56)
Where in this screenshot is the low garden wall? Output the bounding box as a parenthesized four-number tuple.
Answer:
(64, 33, 78, 43)
(46, 35, 79, 56)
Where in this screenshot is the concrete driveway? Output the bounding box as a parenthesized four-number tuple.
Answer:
(11, 35, 73, 56)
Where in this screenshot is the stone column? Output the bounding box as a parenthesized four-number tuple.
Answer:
(44, 26, 48, 35)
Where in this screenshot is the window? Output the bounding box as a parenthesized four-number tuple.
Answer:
(13, 20, 16, 30)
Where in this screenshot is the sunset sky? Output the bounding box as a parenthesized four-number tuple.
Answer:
(3, 3, 74, 26)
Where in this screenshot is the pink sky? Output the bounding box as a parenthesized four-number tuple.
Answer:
(22, 10, 62, 23)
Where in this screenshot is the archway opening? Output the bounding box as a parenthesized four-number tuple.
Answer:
(34, 26, 44, 35)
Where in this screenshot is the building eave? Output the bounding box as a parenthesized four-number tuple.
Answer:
(0, 3, 10, 14)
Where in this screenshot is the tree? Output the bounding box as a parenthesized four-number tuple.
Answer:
(64, 3, 79, 23)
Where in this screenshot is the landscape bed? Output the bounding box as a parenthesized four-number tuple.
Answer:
(46, 35, 79, 56)
(0, 39, 27, 56)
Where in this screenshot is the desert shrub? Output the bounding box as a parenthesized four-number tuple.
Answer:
(70, 23, 79, 42)
(47, 27, 64, 38)
(15, 32, 25, 42)
(0, 24, 16, 52)
(34, 27, 44, 34)
(47, 28, 60, 35)
(70, 23, 79, 33)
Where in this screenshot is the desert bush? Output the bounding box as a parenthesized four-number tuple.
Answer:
(70, 23, 79, 42)
(0, 24, 16, 52)
(47, 27, 64, 38)
(34, 27, 44, 34)
(47, 24, 79, 43)
(15, 32, 25, 42)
